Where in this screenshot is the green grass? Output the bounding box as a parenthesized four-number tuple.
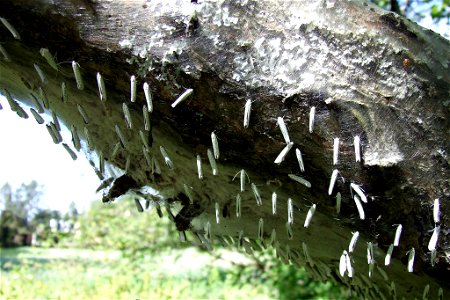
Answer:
(1, 246, 349, 300)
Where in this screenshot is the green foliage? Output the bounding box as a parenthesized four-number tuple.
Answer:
(1, 247, 351, 300)
(370, 0, 450, 26)
(0, 181, 42, 247)
(69, 197, 182, 256)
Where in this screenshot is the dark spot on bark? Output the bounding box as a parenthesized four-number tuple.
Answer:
(103, 174, 139, 202)
(222, 203, 229, 218)
(379, 13, 417, 39)
(174, 202, 203, 231)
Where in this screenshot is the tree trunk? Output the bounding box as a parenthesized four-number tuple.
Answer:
(1, 0, 449, 298)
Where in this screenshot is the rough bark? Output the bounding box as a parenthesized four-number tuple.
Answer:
(0, 0, 449, 298)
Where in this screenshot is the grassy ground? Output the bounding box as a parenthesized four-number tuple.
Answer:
(0, 246, 349, 300)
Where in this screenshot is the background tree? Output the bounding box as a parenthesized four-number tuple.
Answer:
(0, 181, 43, 246)
(371, 0, 449, 32)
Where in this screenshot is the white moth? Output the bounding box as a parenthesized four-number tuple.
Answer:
(171, 88, 193, 108)
(333, 137, 339, 165)
(438, 287, 443, 300)
(72, 61, 84, 90)
(353, 195, 365, 220)
(115, 125, 126, 148)
(215, 202, 220, 224)
(237, 229, 243, 247)
(295, 148, 305, 172)
(51, 111, 60, 131)
(274, 142, 294, 164)
(270, 228, 277, 246)
(348, 231, 359, 253)
(143, 82, 153, 112)
(123, 103, 133, 129)
(38, 87, 49, 109)
(46, 124, 59, 144)
(15, 105, 28, 119)
(139, 130, 149, 150)
(96, 72, 107, 102)
(211, 131, 220, 159)
(50, 123, 62, 142)
(433, 198, 440, 223)
(34, 63, 46, 83)
(30, 108, 44, 124)
(304, 204, 316, 228)
(143, 147, 151, 167)
(0, 44, 9, 61)
(288, 174, 311, 188)
(99, 151, 104, 175)
(134, 199, 144, 213)
(61, 82, 67, 103)
(196, 154, 203, 180)
(302, 242, 313, 266)
(285, 222, 293, 240)
(339, 251, 347, 277)
(407, 248, 415, 273)
(350, 183, 368, 203)
(368, 261, 374, 278)
(62, 143, 77, 160)
(272, 192, 277, 215)
(336, 192, 341, 214)
(346, 252, 353, 278)
(258, 218, 264, 240)
(385, 244, 394, 266)
(160, 146, 174, 169)
(427, 226, 440, 251)
(77, 104, 89, 124)
(236, 194, 241, 217)
(40, 48, 58, 71)
(309, 106, 315, 133)
(367, 242, 374, 264)
(165, 205, 175, 222)
(111, 142, 121, 160)
(130, 75, 137, 102)
(287, 197, 293, 224)
(151, 156, 161, 175)
(393, 224, 402, 247)
(243, 99, 252, 128)
(179, 231, 187, 242)
(0, 17, 20, 40)
(391, 282, 397, 298)
(277, 117, 290, 144)
(207, 148, 218, 175)
(431, 250, 437, 267)
(354, 136, 361, 162)
(30, 94, 44, 113)
(233, 169, 249, 192)
(251, 183, 262, 206)
(423, 284, 430, 300)
(4, 89, 19, 111)
(84, 127, 94, 150)
(184, 184, 194, 205)
(328, 169, 339, 195)
(143, 105, 151, 131)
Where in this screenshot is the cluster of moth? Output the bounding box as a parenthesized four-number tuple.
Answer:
(0, 15, 445, 299)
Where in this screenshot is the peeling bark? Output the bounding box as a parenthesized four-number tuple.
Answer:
(0, 0, 449, 298)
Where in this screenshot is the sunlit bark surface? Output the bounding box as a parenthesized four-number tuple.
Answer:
(0, 0, 449, 298)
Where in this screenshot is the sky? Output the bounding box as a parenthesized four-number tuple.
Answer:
(0, 107, 101, 213)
